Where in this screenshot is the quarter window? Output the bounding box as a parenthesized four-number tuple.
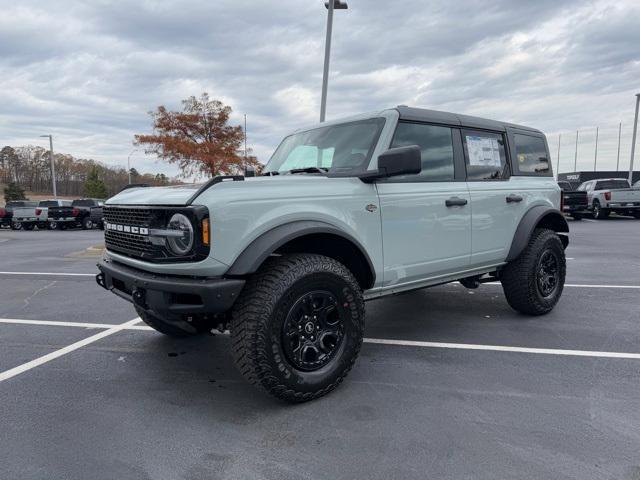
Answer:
(514, 134, 550, 175)
(388, 122, 455, 182)
(462, 130, 508, 181)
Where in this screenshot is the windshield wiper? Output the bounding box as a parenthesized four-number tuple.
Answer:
(262, 171, 280, 176)
(288, 167, 328, 174)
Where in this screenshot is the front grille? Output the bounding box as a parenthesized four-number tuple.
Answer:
(104, 230, 162, 258)
(103, 207, 152, 227)
(104, 206, 161, 259)
(102, 205, 209, 263)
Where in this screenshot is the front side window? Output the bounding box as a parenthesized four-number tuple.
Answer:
(462, 130, 508, 180)
(387, 122, 455, 182)
(264, 118, 385, 175)
(514, 134, 550, 175)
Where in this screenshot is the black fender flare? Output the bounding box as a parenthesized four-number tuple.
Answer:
(226, 220, 376, 284)
(506, 206, 569, 262)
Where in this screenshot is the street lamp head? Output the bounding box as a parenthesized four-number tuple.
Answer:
(325, 0, 348, 9)
(39, 134, 51, 138)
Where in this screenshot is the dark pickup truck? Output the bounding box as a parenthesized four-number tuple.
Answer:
(558, 181, 588, 220)
(48, 199, 105, 230)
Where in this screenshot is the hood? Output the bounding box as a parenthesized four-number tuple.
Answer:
(106, 184, 202, 206)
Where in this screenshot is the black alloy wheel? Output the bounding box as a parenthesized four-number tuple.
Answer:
(282, 290, 345, 372)
(536, 250, 560, 298)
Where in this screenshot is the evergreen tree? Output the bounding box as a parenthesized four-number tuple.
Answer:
(4, 182, 26, 203)
(84, 167, 108, 198)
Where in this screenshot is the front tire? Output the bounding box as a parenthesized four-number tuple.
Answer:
(231, 254, 365, 403)
(135, 306, 211, 337)
(501, 228, 566, 315)
(10, 222, 22, 230)
(82, 217, 93, 230)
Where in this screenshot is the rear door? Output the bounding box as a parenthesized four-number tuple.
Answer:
(376, 122, 471, 287)
(463, 129, 529, 267)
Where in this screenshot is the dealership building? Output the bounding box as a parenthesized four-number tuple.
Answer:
(557, 170, 640, 189)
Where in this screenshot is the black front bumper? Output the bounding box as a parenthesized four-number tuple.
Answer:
(96, 258, 245, 318)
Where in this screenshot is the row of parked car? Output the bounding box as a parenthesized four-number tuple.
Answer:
(559, 178, 640, 220)
(0, 198, 105, 230)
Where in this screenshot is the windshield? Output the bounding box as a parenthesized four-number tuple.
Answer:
(264, 118, 385, 175)
(39, 201, 58, 207)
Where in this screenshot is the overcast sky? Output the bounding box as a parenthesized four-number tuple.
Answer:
(1, 0, 639, 177)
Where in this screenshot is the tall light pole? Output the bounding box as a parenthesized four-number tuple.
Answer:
(556, 134, 561, 178)
(629, 93, 640, 185)
(244, 114, 247, 159)
(593, 126, 599, 171)
(40, 135, 56, 198)
(616, 122, 622, 171)
(573, 130, 579, 172)
(127, 149, 137, 184)
(320, 0, 348, 123)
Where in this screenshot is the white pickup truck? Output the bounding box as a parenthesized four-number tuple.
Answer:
(577, 178, 640, 219)
(11, 199, 72, 230)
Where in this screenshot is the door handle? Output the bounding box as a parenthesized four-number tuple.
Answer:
(445, 197, 468, 207)
(506, 194, 523, 203)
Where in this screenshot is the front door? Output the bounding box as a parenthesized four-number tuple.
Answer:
(376, 122, 471, 288)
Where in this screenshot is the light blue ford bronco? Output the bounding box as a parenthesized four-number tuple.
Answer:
(96, 106, 568, 402)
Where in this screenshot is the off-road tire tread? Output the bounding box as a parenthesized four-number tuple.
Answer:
(230, 254, 364, 403)
(501, 228, 565, 316)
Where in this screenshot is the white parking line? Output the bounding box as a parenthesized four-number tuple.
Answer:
(364, 338, 640, 360)
(483, 282, 640, 289)
(0, 318, 151, 330)
(0, 271, 95, 277)
(0, 318, 141, 383)
(2, 271, 640, 290)
(2, 318, 640, 363)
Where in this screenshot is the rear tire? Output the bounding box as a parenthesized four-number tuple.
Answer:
(230, 254, 365, 403)
(135, 306, 211, 337)
(10, 222, 22, 230)
(501, 228, 566, 316)
(571, 213, 582, 221)
(592, 200, 609, 219)
(633, 212, 640, 219)
(23, 223, 34, 231)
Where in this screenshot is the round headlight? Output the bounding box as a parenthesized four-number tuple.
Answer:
(166, 213, 193, 255)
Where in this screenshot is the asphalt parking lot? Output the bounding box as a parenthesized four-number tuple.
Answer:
(1, 218, 640, 480)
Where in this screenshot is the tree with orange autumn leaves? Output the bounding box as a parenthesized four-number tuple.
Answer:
(134, 93, 259, 178)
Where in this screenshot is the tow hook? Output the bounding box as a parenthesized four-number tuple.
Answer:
(132, 288, 146, 307)
(95, 272, 106, 289)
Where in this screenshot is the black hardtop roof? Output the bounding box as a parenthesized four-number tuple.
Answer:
(395, 106, 543, 134)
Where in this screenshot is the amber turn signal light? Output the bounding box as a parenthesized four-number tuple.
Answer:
(202, 218, 210, 246)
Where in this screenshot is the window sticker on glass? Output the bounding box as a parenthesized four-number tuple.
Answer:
(466, 135, 502, 167)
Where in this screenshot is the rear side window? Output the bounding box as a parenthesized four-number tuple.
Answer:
(38, 201, 58, 207)
(388, 122, 455, 182)
(513, 134, 550, 176)
(462, 130, 508, 180)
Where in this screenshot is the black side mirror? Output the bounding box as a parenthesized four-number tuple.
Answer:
(359, 145, 421, 182)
